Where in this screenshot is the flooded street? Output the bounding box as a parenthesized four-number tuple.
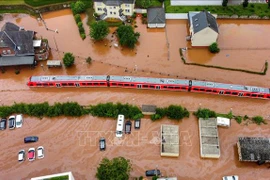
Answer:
(0, 10, 270, 179)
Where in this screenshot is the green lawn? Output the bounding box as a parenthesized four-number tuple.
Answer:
(0, 0, 25, 5)
(24, 0, 75, 7)
(165, 0, 270, 17)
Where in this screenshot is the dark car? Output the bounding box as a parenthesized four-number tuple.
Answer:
(145, 169, 161, 177)
(99, 138, 106, 151)
(8, 115, 16, 129)
(0, 118, 7, 130)
(134, 119, 141, 129)
(24, 136, 39, 143)
(125, 120, 132, 134)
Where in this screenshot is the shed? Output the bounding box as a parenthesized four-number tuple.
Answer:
(147, 8, 166, 28)
(141, 105, 156, 115)
(217, 117, 230, 127)
(33, 40, 42, 47)
(47, 60, 62, 68)
(161, 124, 179, 157)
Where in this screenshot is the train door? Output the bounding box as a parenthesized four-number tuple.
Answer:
(238, 92, 243, 97)
(137, 84, 142, 89)
(75, 83, 80, 87)
(156, 86, 160, 90)
(219, 90, 224, 95)
(56, 83, 61, 88)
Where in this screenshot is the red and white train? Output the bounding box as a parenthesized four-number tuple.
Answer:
(27, 75, 270, 100)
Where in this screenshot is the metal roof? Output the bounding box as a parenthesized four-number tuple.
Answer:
(147, 7, 166, 24)
(110, 75, 190, 85)
(0, 56, 34, 66)
(192, 80, 270, 93)
(191, 11, 218, 34)
(30, 75, 107, 82)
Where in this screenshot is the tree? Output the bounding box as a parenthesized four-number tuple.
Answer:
(116, 25, 140, 49)
(208, 42, 220, 53)
(90, 21, 109, 41)
(268, 0, 270, 9)
(243, 0, 249, 8)
(63, 52, 75, 67)
(72, 0, 87, 14)
(222, 0, 228, 7)
(141, 0, 152, 9)
(96, 157, 131, 180)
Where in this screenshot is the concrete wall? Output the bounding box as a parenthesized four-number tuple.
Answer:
(166, 13, 188, 19)
(148, 23, 166, 28)
(171, 0, 222, 6)
(134, 8, 147, 14)
(191, 27, 218, 46)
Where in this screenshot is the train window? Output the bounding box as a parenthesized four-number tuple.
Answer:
(150, 85, 155, 88)
(143, 85, 148, 88)
(193, 88, 199, 91)
(100, 83, 105, 85)
(124, 84, 129, 86)
(225, 91, 231, 94)
(213, 90, 218, 93)
(245, 93, 250, 96)
(200, 88, 205, 91)
(175, 87, 180, 89)
(258, 95, 263, 98)
(118, 84, 123, 86)
(62, 83, 67, 86)
(131, 84, 135, 87)
(43, 83, 48, 86)
(163, 86, 167, 88)
(49, 83, 53, 86)
(168, 86, 174, 89)
(206, 89, 212, 92)
(232, 92, 238, 95)
(82, 83, 86, 86)
(93, 83, 98, 85)
(251, 94, 257, 97)
(112, 83, 117, 86)
(87, 83, 92, 85)
(181, 87, 186, 89)
(267, 95, 270, 99)
(68, 83, 73, 86)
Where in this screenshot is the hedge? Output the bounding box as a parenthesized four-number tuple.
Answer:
(151, 105, 190, 121)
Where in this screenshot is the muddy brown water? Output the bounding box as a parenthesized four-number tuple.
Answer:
(0, 10, 270, 179)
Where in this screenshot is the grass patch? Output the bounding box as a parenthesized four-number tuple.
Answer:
(0, 0, 25, 5)
(135, 0, 162, 8)
(165, 0, 270, 17)
(86, 7, 95, 26)
(24, 0, 75, 7)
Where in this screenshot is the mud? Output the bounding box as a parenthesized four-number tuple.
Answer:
(0, 10, 270, 180)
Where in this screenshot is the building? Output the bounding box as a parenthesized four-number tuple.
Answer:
(160, 124, 179, 157)
(147, 8, 166, 28)
(31, 172, 75, 180)
(171, 0, 237, 6)
(237, 137, 270, 163)
(93, 0, 136, 21)
(199, 118, 220, 158)
(141, 105, 156, 115)
(0, 22, 49, 68)
(188, 11, 219, 47)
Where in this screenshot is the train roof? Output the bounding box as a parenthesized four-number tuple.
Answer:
(192, 80, 270, 93)
(30, 75, 107, 82)
(110, 76, 190, 85)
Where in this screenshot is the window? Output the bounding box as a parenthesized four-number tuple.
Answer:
(100, 83, 105, 85)
(232, 92, 238, 95)
(124, 84, 129, 86)
(93, 83, 98, 85)
(118, 84, 123, 86)
(87, 83, 92, 85)
(168, 86, 174, 89)
(112, 83, 117, 86)
(62, 83, 67, 86)
(163, 86, 167, 89)
(82, 83, 86, 86)
(110, 12, 112, 15)
(68, 83, 73, 86)
(225, 91, 231, 94)
(130, 84, 135, 87)
(213, 90, 218, 93)
(143, 85, 148, 88)
(181, 87, 186, 90)
(114, 6, 116, 9)
(245, 93, 250, 96)
(251, 94, 257, 97)
(150, 85, 155, 89)
(97, 8, 102, 11)
(37, 83, 42, 86)
(114, 12, 116, 15)
(199, 88, 205, 91)
(125, 4, 130, 7)
(206, 89, 212, 92)
(193, 88, 199, 91)
(49, 83, 53, 86)
(125, 9, 130, 13)
(175, 87, 180, 89)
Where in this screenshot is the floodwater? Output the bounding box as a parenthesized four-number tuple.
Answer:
(0, 10, 270, 179)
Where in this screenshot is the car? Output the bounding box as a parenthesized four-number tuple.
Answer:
(8, 115, 16, 129)
(134, 119, 141, 129)
(28, 148, 35, 161)
(125, 120, 132, 134)
(24, 136, 39, 143)
(37, 146, 44, 159)
(0, 118, 7, 130)
(18, 150, 25, 162)
(15, 114, 23, 128)
(222, 175, 239, 180)
(145, 169, 161, 177)
(99, 138, 106, 151)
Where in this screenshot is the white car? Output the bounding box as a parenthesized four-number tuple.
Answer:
(37, 146, 44, 159)
(18, 150, 25, 162)
(15, 114, 23, 128)
(28, 148, 35, 161)
(223, 175, 239, 180)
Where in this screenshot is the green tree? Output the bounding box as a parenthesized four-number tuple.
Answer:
(72, 0, 87, 14)
(166, 105, 190, 120)
(74, 14, 81, 24)
(63, 52, 75, 67)
(90, 21, 109, 41)
(268, 0, 270, 8)
(116, 25, 140, 49)
(193, 108, 217, 119)
(243, 0, 249, 8)
(208, 42, 220, 53)
(222, 0, 228, 7)
(141, 0, 152, 9)
(96, 157, 132, 180)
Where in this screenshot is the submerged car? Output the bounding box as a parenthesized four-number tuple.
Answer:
(24, 136, 39, 143)
(28, 148, 35, 161)
(8, 115, 16, 129)
(37, 146, 44, 159)
(222, 175, 239, 180)
(125, 120, 132, 134)
(134, 119, 141, 129)
(18, 150, 25, 162)
(145, 169, 161, 177)
(15, 114, 23, 128)
(99, 138, 106, 151)
(0, 118, 7, 130)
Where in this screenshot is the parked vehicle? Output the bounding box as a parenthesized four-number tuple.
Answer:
(37, 146, 44, 159)
(116, 114, 124, 138)
(145, 169, 161, 177)
(24, 136, 39, 143)
(8, 115, 16, 129)
(125, 120, 132, 134)
(28, 148, 35, 161)
(134, 119, 141, 129)
(0, 118, 7, 130)
(15, 114, 23, 128)
(18, 150, 25, 162)
(222, 175, 239, 180)
(99, 138, 106, 151)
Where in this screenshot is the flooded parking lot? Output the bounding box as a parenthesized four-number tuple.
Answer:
(0, 10, 270, 179)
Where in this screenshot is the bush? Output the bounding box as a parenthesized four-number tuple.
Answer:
(235, 116, 242, 124)
(86, 57, 92, 64)
(243, 115, 249, 120)
(166, 105, 189, 120)
(193, 108, 217, 119)
(142, 13, 147, 18)
(74, 14, 81, 24)
(79, 26, 85, 33)
(78, 22, 83, 28)
(139, 176, 143, 180)
(15, 69, 20, 74)
(72, 0, 87, 14)
(63, 52, 75, 67)
(80, 33, 86, 39)
(150, 114, 162, 121)
(252, 116, 266, 125)
(208, 42, 220, 53)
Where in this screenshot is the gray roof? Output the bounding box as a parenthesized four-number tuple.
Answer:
(93, 0, 134, 6)
(0, 56, 34, 66)
(147, 8, 165, 24)
(191, 11, 218, 34)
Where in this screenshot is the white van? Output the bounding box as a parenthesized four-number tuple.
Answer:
(217, 117, 230, 127)
(116, 115, 124, 138)
(15, 114, 23, 128)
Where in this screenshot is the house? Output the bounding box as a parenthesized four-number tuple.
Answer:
(0, 22, 49, 68)
(147, 7, 166, 28)
(93, 0, 136, 21)
(171, 0, 235, 6)
(188, 11, 219, 47)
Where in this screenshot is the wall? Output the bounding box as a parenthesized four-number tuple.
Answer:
(192, 28, 218, 46)
(148, 23, 166, 28)
(166, 13, 188, 19)
(170, 0, 222, 6)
